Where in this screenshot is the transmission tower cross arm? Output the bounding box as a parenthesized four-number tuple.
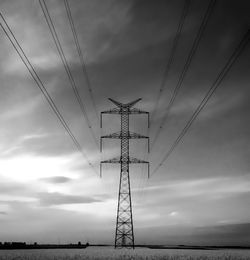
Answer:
(101, 157, 121, 164)
(101, 101, 150, 128)
(100, 156, 150, 178)
(129, 108, 150, 128)
(100, 157, 120, 178)
(100, 109, 120, 128)
(129, 157, 150, 178)
(101, 108, 121, 115)
(100, 131, 150, 152)
(101, 109, 149, 128)
(129, 132, 150, 152)
(109, 98, 142, 108)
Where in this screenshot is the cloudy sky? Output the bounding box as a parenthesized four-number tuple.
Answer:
(0, 0, 249, 246)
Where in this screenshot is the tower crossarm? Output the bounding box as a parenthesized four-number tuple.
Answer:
(109, 98, 142, 108)
(129, 108, 149, 115)
(100, 131, 149, 152)
(101, 132, 122, 139)
(100, 109, 120, 128)
(129, 132, 148, 139)
(101, 108, 149, 115)
(101, 106, 149, 129)
(101, 131, 148, 139)
(100, 156, 150, 178)
(101, 157, 121, 164)
(129, 157, 150, 178)
(128, 156, 149, 164)
(101, 108, 121, 115)
(100, 156, 148, 164)
(129, 108, 150, 128)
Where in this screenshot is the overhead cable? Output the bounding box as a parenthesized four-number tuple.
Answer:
(150, 0, 191, 124)
(151, 0, 217, 150)
(137, 0, 191, 202)
(63, 0, 99, 121)
(0, 12, 98, 175)
(152, 29, 250, 176)
(39, 0, 99, 149)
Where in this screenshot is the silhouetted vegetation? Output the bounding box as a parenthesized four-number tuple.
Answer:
(0, 241, 89, 250)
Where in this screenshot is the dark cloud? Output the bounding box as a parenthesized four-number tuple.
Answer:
(38, 192, 101, 206)
(0, 211, 7, 215)
(40, 176, 72, 184)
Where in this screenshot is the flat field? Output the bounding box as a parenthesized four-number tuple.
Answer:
(0, 247, 249, 259)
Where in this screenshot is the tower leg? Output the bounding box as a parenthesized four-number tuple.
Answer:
(115, 168, 134, 248)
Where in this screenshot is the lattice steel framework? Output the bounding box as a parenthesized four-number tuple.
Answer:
(100, 98, 149, 248)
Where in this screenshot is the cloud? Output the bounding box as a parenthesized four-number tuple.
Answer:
(40, 176, 72, 184)
(0, 211, 7, 215)
(0, 0, 63, 75)
(168, 90, 246, 120)
(21, 133, 49, 141)
(0, 132, 49, 157)
(65, 0, 133, 63)
(136, 222, 250, 246)
(191, 222, 250, 246)
(38, 192, 101, 206)
(0, 181, 30, 195)
(0, 94, 43, 121)
(169, 211, 179, 217)
(142, 175, 250, 200)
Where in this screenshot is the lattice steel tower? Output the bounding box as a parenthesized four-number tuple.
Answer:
(100, 98, 149, 248)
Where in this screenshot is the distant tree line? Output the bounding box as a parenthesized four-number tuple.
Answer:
(0, 241, 89, 249)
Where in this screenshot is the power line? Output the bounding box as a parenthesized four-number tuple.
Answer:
(150, 0, 191, 124)
(151, 0, 217, 151)
(63, 0, 99, 121)
(138, 0, 191, 198)
(62, 0, 107, 169)
(0, 12, 98, 175)
(39, 0, 99, 150)
(136, 0, 190, 198)
(152, 29, 250, 176)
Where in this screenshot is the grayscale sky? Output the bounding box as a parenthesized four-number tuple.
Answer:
(0, 0, 249, 245)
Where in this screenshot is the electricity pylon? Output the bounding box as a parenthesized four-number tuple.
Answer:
(100, 98, 149, 248)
